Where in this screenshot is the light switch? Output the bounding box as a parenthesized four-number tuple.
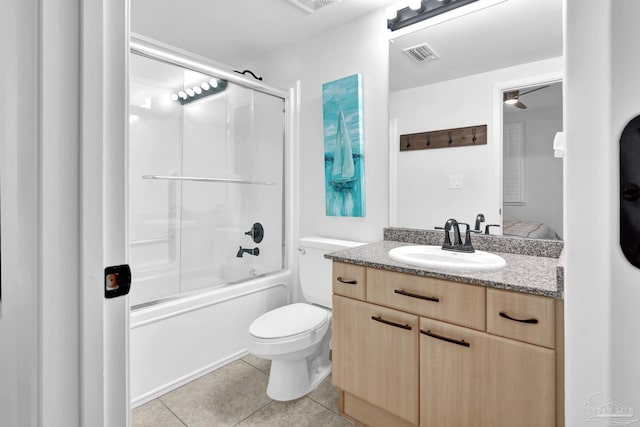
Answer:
(449, 174, 463, 189)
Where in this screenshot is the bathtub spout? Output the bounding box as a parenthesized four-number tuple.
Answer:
(237, 246, 260, 257)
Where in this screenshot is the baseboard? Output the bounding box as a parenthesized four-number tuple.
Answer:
(131, 350, 248, 408)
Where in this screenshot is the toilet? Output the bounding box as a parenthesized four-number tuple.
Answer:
(247, 236, 364, 401)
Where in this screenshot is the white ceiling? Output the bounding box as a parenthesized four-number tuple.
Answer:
(131, 0, 562, 91)
(131, 0, 395, 68)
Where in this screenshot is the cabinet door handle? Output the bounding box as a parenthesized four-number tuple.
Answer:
(371, 315, 412, 330)
(499, 311, 539, 324)
(420, 329, 470, 348)
(394, 289, 440, 303)
(336, 276, 357, 285)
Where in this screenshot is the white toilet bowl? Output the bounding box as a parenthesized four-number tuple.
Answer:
(247, 236, 364, 401)
(247, 303, 332, 401)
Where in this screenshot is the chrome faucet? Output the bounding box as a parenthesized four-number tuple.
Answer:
(236, 246, 260, 257)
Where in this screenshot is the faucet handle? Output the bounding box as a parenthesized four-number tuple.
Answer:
(485, 224, 500, 235)
(435, 225, 451, 246)
(457, 223, 476, 252)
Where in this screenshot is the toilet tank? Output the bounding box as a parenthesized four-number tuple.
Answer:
(298, 236, 365, 309)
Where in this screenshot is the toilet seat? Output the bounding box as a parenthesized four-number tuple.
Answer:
(249, 303, 330, 341)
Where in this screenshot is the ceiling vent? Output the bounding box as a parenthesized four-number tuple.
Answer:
(287, 0, 341, 14)
(402, 43, 440, 63)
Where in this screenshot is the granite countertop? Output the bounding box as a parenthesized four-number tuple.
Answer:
(325, 228, 564, 299)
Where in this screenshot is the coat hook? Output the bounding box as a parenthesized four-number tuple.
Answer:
(472, 128, 477, 144)
(426, 134, 431, 146)
(448, 131, 453, 145)
(406, 140, 411, 149)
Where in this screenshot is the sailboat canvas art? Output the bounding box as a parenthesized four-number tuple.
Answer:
(322, 74, 365, 217)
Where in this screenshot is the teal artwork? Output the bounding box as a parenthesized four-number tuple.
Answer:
(322, 74, 365, 217)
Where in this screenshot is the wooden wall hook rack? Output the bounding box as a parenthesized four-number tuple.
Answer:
(400, 124, 487, 151)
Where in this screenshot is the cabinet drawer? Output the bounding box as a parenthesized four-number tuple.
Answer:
(367, 268, 486, 330)
(332, 262, 366, 300)
(486, 288, 555, 348)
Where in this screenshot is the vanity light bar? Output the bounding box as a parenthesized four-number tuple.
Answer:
(170, 78, 228, 105)
(387, 0, 479, 32)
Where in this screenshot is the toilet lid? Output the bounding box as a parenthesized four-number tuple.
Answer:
(249, 303, 329, 339)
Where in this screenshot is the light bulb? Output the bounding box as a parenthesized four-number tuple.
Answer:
(193, 86, 202, 95)
(504, 99, 518, 105)
(409, 0, 422, 10)
(201, 82, 210, 91)
(170, 93, 179, 101)
(178, 91, 187, 100)
(385, 6, 398, 20)
(186, 88, 195, 97)
(209, 78, 219, 88)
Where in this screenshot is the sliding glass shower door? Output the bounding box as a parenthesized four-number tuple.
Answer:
(129, 53, 285, 307)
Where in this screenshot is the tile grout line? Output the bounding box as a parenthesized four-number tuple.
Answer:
(158, 398, 189, 427)
(307, 395, 339, 415)
(239, 358, 269, 374)
(234, 358, 275, 426)
(232, 399, 275, 426)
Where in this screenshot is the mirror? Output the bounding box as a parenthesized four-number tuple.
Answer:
(502, 81, 563, 239)
(388, 0, 563, 239)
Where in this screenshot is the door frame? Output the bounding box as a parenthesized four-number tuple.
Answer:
(81, 0, 130, 426)
(1, 0, 130, 426)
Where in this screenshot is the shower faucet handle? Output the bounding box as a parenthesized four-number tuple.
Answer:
(244, 222, 264, 244)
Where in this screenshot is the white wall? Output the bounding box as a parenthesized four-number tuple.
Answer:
(609, 0, 640, 407)
(257, 9, 390, 243)
(0, 1, 41, 425)
(565, 0, 640, 425)
(389, 57, 563, 231)
(503, 86, 563, 237)
(2, 0, 86, 426)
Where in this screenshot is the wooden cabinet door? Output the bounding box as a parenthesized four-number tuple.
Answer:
(420, 318, 489, 427)
(486, 334, 556, 427)
(332, 295, 420, 425)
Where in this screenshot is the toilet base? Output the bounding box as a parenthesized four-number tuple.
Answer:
(264, 328, 332, 401)
(266, 356, 331, 401)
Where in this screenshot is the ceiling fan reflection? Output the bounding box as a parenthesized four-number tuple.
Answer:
(503, 85, 550, 109)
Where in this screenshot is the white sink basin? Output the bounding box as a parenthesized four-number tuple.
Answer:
(388, 245, 506, 272)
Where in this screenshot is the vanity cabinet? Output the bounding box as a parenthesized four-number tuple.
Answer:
(419, 317, 489, 427)
(485, 333, 556, 427)
(332, 263, 563, 427)
(332, 295, 419, 425)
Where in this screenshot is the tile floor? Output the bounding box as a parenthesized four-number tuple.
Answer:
(131, 355, 353, 427)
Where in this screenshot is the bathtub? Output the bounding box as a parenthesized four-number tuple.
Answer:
(130, 269, 292, 407)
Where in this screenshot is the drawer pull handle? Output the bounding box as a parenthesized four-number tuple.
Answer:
(337, 277, 357, 285)
(499, 312, 539, 324)
(371, 315, 412, 330)
(420, 329, 470, 348)
(394, 289, 440, 303)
